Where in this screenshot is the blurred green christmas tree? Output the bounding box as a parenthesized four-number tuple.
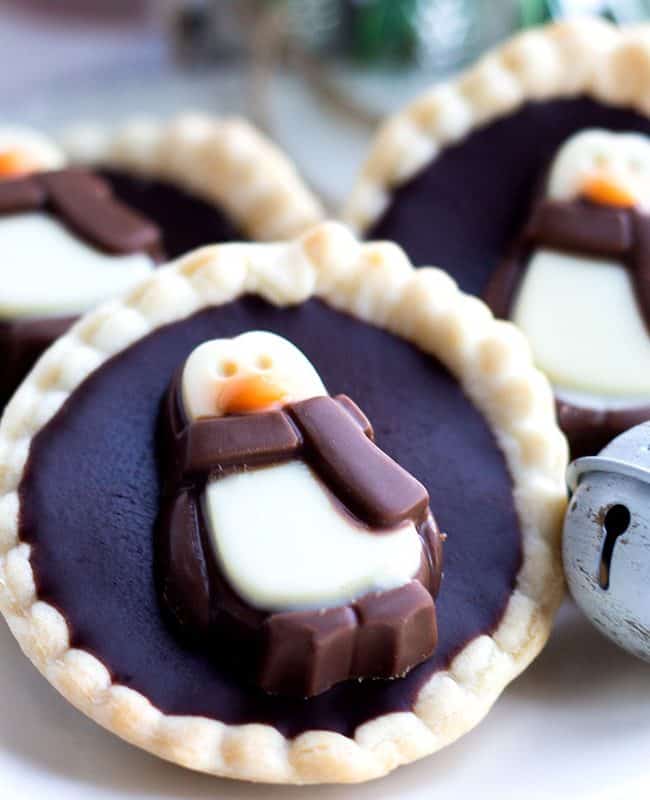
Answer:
(348, 0, 418, 63)
(282, 1, 650, 66)
(521, 0, 650, 26)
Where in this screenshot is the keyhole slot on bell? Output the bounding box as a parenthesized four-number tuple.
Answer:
(599, 504, 631, 590)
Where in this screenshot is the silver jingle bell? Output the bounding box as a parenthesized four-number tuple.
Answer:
(564, 420, 650, 662)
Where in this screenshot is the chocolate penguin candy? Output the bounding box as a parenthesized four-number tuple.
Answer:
(0, 118, 322, 407)
(345, 19, 650, 457)
(0, 222, 565, 783)
(158, 331, 442, 698)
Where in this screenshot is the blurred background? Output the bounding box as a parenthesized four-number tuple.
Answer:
(2, 0, 650, 205)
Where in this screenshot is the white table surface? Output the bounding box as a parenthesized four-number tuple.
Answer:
(1, 600, 649, 799)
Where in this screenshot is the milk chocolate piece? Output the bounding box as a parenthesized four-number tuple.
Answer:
(177, 412, 301, 478)
(0, 176, 46, 214)
(631, 214, 650, 330)
(258, 579, 437, 697)
(421, 514, 443, 597)
(157, 489, 211, 631)
(483, 246, 525, 321)
(260, 607, 357, 697)
(289, 396, 430, 528)
(333, 394, 374, 439)
(556, 399, 650, 459)
(353, 582, 437, 677)
(525, 200, 632, 256)
(42, 169, 161, 257)
(40, 168, 111, 200)
(167, 380, 374, 485)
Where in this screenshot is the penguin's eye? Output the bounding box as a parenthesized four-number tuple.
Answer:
(599, 504, 631, 590)
(256, 354, 273, 371)
(593, 151, 609, 168)
(219, 360, 239, 378)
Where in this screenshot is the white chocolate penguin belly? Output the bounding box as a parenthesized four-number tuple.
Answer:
(203, 461, 423, 612)
(0, 212, 154, 318)
(512, 248, 650, 398)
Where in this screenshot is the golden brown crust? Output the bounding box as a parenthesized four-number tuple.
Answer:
(0, 221, 566, 783)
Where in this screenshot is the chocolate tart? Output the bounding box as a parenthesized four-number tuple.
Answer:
(0, 222, 566, 783)
(344, 19, 650, 457)
(0, 116, 323, 408)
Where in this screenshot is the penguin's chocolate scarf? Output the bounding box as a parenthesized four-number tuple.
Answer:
(166, 389, 429, 532)
(0, 169, 161, 257)
(484, 198, 650, 335)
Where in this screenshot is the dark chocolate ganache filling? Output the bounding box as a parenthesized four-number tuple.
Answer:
(18, 297, 521, 738)
(368, 97, 650, 296)
(99, 169, 244, 260)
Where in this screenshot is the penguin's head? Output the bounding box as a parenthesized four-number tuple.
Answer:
(547, 129, 650, 211)
(0, 127, 66, 179)
(181, 331, 327, 421)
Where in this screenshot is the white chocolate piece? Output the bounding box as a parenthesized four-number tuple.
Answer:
(547, 128, 650, 210)
(0, 212, 155, 318)
(0, 126, 66, 175)
(204, 461, 422, 611)
(512, 249, 650, 397)
(181, 331, 326, 420)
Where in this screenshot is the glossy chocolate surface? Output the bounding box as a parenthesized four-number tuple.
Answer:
(0, 170, 245, 407)
(19, 297, 521, 736)
(369, 98, 650, 297)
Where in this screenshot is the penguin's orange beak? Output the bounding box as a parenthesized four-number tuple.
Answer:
(0, 149, 37, 179)
(580, 170, 638, 208)
(219, 373, 287, 415)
